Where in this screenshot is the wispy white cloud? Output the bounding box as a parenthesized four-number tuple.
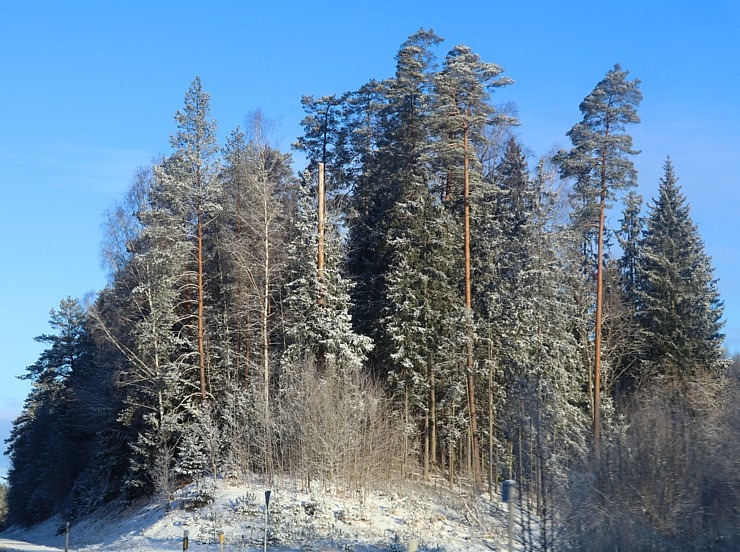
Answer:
(1, 140, 155, 198)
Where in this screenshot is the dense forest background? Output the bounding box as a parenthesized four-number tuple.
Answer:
(5, 30, 738, 551)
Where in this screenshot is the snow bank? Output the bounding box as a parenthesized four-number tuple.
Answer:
(1, 476, 515, 551)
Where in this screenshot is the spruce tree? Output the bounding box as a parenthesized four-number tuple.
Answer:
(382, 176, 463, 479)
(472, 138, 531, 493)
(610, 191, 645, 395)
(346, 29, 442, 378)
(504, 162, 590, 545)
(279, 170, 375, 484)
(618, 191, 644, 307)
(282, 172, 372, 377)
(636, 159, 727, 381)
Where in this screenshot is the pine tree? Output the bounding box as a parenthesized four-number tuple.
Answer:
(161, 76, 221, 400)
(557, 64, 641, 454)
(432, 43, 512, 490)
(64, 322, 128, 516)
(294, 93, 349, 198)
(472, 148, 590, 526)
(340, 80, 386, 197)
(636, 159, 727, 381)
(5, 298, 94, 524)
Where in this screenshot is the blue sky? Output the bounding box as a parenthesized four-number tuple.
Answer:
(1, 0, 738, 472)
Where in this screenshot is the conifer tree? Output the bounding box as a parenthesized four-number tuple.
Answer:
(282, 172, 372, 376)
(557, 64, 641, 454)
(503, 164, 590, 546)
(92, 151, 197, 492)
(279, 170, 375, 484)
(153, 77, 220, 401)
(6, 298, 94, 524)
(618, 191, 643, 306)
(432, 43, 512, 490)
(636, 159, 727, 381)
(382, 177, 463, 478)
(471, 138, 528, 492)
(609, 191, 645, 395)
(345, 30, 474, 478)
(294, 94, 349, 198)
(346, 29, 442, 377)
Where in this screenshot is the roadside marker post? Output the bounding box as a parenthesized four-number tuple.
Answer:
(502, 480, 516, 552)
(264, 490, 272, 552)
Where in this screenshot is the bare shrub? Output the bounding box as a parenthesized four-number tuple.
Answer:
(561, 374, 739, 551)
(149, 440, 177, 507)
(280, 357, 403, 495)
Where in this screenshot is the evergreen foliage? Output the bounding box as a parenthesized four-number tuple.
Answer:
(345, 30, 443, 376)
(636, 159, 728, 381)
(6, 298, 101, 524)
(4, 34, 734, 549)
(557, 64, 642, 235)
(557, 64, 642, 456)
(282, 171, 372, 375)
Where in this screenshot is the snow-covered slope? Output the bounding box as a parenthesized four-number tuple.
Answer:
(1, 476, 516, 551)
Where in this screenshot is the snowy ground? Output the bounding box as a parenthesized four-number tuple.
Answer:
(0, 539, 64, 551)
(0, 476, 517, 551)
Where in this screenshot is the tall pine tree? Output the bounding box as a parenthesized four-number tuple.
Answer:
(432, 43, 512, 490)
(557, 64, 641, 454)
(158, 76, 221, 400)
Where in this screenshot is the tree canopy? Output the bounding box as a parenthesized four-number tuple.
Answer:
(4, 32, 734, 550)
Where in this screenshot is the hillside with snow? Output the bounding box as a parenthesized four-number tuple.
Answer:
(0, 476, 517, 551)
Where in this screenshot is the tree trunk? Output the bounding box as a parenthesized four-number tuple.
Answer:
(403, 384, 409, 479)
(245, 282, 251, 387)
(488, 356, 494, 500)
(448, 444, 455, 489)
(197, 171, 207, 400)
(431, 360, 437, 466)
(423, 402, 430, 480)
(261, 167, 272, 478)
(463, 128, 483, 492)
(593, 144, 608, 462)
(317, 163, 326, 296)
